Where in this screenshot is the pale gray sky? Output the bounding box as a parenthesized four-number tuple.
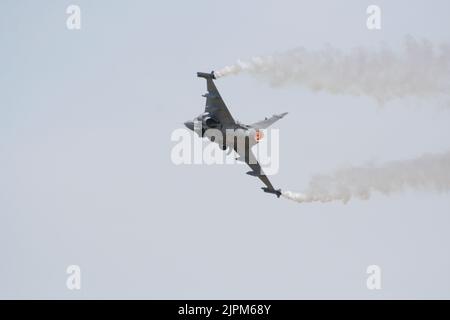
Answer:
(1, 0, 450, 299)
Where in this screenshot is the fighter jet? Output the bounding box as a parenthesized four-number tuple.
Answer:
(184, 71, 288, 198)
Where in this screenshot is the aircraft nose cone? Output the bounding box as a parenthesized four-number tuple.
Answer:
(184, 121, 194, 131)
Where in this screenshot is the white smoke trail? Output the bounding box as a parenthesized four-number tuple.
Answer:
(215, 37, 450, 103)
(282, 150, 450, 204)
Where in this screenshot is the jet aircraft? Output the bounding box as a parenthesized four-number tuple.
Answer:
(184, 71, 288, 197)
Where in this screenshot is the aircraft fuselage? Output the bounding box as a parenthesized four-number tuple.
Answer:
(184, 115, 263, 152)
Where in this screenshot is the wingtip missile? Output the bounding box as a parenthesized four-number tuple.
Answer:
(261, 187, 282, 198)
(197, 71, 216, 80)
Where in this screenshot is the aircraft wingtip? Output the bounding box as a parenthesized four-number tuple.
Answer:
(262, 187, 282, 198)
(197, 71, 216, 80)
